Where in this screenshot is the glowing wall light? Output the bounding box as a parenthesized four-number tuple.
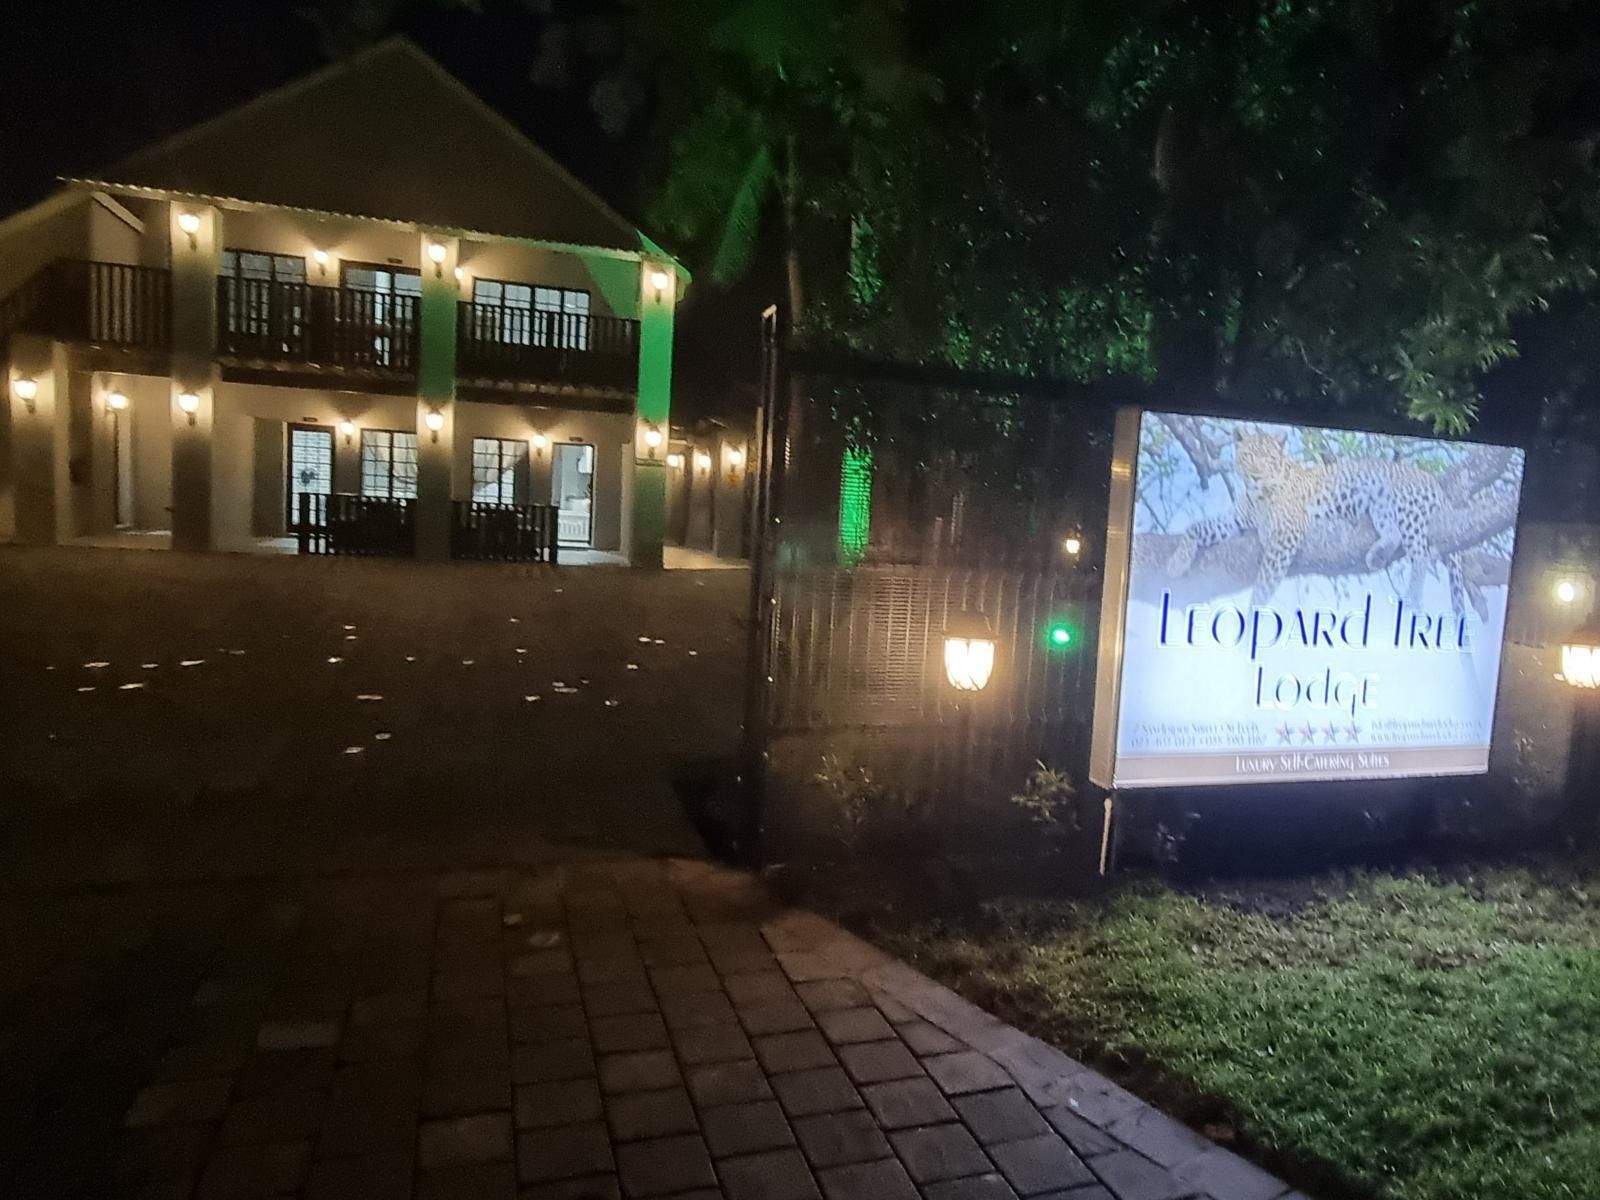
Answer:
(1561, 622, 1600, 690)
(177, 391, 200, 425)
(13, 376, 38, 413)
(943, 610, 997, 692)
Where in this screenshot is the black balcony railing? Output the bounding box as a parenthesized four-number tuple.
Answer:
(456, 303, 639, 390)
(450, 501, 560, 563)
(1, 260, 171, 350)
(218, 280, 419, 373)
(294, 492, 416, 556)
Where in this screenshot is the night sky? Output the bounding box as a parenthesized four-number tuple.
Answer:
(0, 0, 768, 421)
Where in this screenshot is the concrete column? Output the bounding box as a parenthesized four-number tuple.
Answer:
(168, 202, 221, 551)
(7, 335, 71, 545)
(87, 374, 121, 535)
(631, 262, 678, 568)
(415, 233, 460, 560)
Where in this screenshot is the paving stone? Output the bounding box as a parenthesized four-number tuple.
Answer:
(649, 962, 723, 996)
(776, 952, 846, 983)
(511, 1004, 588, 1045)
(110, 1123, 213, 1195)
(517, 1175, 621, 1200)
(196, 1140, 310, 1198)
(232, 1048, 336, 1099)
(351, 991, 428, 1026)
(154, 1039, 253, 1083)
(836, 1038, 922, 1084)
(672, 1022, 754, 1066)
(816, 1157, 921, 1200)
(924, 1051, 1014, 1096)
(341, 1018, 424, 1063)
(725, 971, 800, 1007)
(512, 1039, 595, 1085)
(423, 1067, 512, 1117)
(770, 1066, 864, 1117)
(755, 1030, 837, 1074)
(438, 941, 504, 976)
(507, 950, 574, 978)
(582, 980, 659, 1017)
(898, 1020, 964, 1057)
(428, 1028, 512, 1071)
(1043, 1109, 1121, 1159)
(302, 1150, 413, 1200)
(890, 1123, 994, 1184)
(125, 1077, 232, 1127)
(577, 955, 648, 986)
(637, 935, 708, 967)
(954, 1089, 1052, 1144)
(434, 967, 507, 1001)
(793, 979, 871, 1013)
(430, 998, 509, 1040)
(1030, 1188, 1113, 1200)
(419, 1114, 514, 1168)
(719, 1147, 822, 1200)
(217, 1088, 328, 1145)
(599, 1049, 681, 1094)
(923, 1172, 1022, 1200)
(791, 1110, 891, 1168)
(708, 945, 783, 975)
(739, 999, 817, 1036)
(1103, 1109, 1212, 1169)
(515, 1121, 615, 1183)
(815, 1008, 896, 1046)
(256, 1018, 341, 1051)
(700, 1100, 795, 1157)
(438, 899, 501, 944)
(606, 1086, 698, 1140)
(861, 1077, 957, 1129)
(590, 1012, 669, 1054)
(506, 974, 581, 1008)
(570, 930, 635, 960)
(686, 1058, 774, 1106)
(1171, 1147, 1287, 1200)
(987, 1134, 1095, 1195)
(1086, 1151, 1191, 1200)
(612, 1133, 716, 1197)
(319, 1062, 422, 1158)
(661, 989, 739, 1030)
(514, 1079, 604, 1129)
(416, 1161, 516, 1199)
(868, 991, 917, 1023)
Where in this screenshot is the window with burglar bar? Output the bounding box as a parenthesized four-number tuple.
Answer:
(473, 279, 590, 350)
(221, 249, 307, 342)
(360, 430, 418, 499)
(471, 437, 529, 506)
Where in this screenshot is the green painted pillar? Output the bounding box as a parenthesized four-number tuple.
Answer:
(168, 202, 220, 552)
(416, 234, 460, 560)
(631, 262, 677, 568)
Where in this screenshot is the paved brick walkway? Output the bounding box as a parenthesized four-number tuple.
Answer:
(77, 859, 1306, 1200)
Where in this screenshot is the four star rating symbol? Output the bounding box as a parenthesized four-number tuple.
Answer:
(1267, 722, 1363, 746)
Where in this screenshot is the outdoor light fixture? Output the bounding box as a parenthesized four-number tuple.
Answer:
(428, 241, 448, 277)
(694, 451, 712, 473)
(1062, 534, 1082, 558)
(531, 432, 548, 456)
(178, 211, 201, 248)
(107, 390, 128, 412)
(667, 453, 684, 469)
(728, 448, 745, 468)
(943, 610, 997, 692)
(338, 419, 356, 444)
(649, 268, 671, 298)
(454, 266, 465, 283)
(1556, 578, 1581, 605)
(1561, 621, 1600, 690)
(177, 391, 200, 425)
(644, 426, 663, 448)
(13, 376, 37, 413)
(1047, 622, 1075, 649)
(313, 249, 329, 276)
(425, 408, 444, 442)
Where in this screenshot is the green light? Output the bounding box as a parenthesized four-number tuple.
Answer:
(1047, 622, 1075, 649)
(838, 447, 873, 565)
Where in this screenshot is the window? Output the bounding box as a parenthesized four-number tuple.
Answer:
(473, 279, 590, 350)
(343, 264, 422, 297)
(342, 264, 421, 367)
(220, 249, 307, 343)
(221, 250, 307, 284)
(472, 437, 529, 506)
(360, 430, 418, 500)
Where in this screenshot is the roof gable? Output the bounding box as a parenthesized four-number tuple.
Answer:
(96, 38, 646, 253)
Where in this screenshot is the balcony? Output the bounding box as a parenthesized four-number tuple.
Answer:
(456, 303, 639, 392)
(217, 279, 419, 374)
(0, 260, 171, 352)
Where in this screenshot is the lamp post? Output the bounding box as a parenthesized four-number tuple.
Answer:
(1559, 618, 1600, 841)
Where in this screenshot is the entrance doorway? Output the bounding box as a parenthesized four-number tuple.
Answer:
(552, 441, 594, 547)
(287, 424, 334, 527)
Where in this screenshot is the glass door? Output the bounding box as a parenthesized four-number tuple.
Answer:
(287, 424, 335, 527)
(551, 441, 595, 546)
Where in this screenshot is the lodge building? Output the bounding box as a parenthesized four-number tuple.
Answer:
(0, 38, 685, 565)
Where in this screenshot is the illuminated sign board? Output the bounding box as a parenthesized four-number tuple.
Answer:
(1089, 410, 1525, 788)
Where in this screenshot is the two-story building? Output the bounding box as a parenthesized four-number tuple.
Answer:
(0, 38, 685, 566)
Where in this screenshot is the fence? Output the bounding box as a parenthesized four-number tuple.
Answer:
(218, 281, 419, 372)
(456, 303, 639, 389)
(294, 493, 416, 556)
(2, 260, 171, 350)
(450, 501, 559, 563)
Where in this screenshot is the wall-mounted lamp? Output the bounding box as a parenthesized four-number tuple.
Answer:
(943, 609, 997, 693)
(649, 268, 671, 299)
(178, 211, 201, 249)
(1556, 577, 1581, 605)
(107, 390, 129, 414)
(693, 451, 712, 474)
(313, 248, 330, 277)
(643, 425, 663, 459)
(428, 241, 448, 278)
(727, 448, 745, 468)
(531, 431, 548, 456)
(177, 391, 200, 426)
(667, 453, 684, 470)
(13, 376, 38, 414)
(454, 266, 465, 283)
(1062, 534, 1082, 559)
(338, 419, 356, 445)
(425, 408, 444, 443)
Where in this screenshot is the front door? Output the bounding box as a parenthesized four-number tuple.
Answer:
(287, 424, 334, 528)
(552, 441, 595, 547)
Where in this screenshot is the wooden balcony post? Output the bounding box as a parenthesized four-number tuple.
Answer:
(415, 233, 460, 560)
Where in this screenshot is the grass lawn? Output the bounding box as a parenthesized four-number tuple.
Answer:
(870, 862, 1600, 1200)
